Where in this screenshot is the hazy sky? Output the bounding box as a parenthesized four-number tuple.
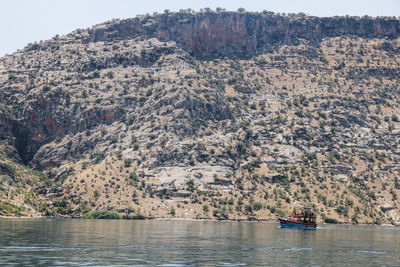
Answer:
(1, 0, 399, 56)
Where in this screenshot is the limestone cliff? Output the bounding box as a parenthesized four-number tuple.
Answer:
(87, 12, 399, 57)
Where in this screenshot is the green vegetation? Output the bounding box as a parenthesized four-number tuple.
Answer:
(324, 217, 339, 224)
(82, 210, 121, 219)
(82, 210, 147, 220)
(0, 202, 23, 215)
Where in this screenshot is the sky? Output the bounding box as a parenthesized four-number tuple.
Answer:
(1, 0, 399, 57)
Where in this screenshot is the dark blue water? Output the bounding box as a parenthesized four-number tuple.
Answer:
(0, 219, 399, 266)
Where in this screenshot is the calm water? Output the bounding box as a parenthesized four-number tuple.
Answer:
(0, 219, 399, 266)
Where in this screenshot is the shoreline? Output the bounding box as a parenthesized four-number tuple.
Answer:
(0, 215, 398, 227)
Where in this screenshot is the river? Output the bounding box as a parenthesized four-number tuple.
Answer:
(0, 219, 399, 266)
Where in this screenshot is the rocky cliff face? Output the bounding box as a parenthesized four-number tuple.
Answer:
(87, 12, 400, 57)
(0, 11, 399, 224)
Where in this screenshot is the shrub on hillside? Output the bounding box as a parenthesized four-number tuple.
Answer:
(324, 217, 338, 224)
(82, 210, 121, 219)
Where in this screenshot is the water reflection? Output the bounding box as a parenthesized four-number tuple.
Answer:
(0, 219, 399, 266)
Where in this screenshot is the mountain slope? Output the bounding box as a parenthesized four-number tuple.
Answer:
(0, 11, 399, 224)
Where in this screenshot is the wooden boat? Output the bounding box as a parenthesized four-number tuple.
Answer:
(279, 207, 317, 229)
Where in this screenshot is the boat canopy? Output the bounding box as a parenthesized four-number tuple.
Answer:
(291, 207, 316, 223)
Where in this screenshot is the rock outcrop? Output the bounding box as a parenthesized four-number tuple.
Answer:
(87, 12, 400, 58)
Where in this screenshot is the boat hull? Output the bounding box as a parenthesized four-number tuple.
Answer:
(279, 219, 317, 229)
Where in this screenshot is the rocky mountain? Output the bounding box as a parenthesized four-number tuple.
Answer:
(0, 10, 399, 224)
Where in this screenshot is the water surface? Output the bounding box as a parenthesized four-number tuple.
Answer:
(0, 219, 399, 266)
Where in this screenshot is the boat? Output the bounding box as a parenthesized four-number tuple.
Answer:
(279, 206, 317, 229)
